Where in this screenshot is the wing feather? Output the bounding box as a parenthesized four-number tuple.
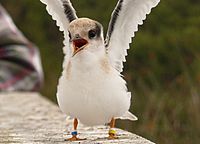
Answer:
(40, 0, 77, 56)
(105, 0, 160, 72)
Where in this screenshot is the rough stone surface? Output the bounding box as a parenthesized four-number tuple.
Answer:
(0, 93, 155, 144)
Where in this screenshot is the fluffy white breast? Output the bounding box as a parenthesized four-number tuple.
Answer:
(57, 50, 131, 126)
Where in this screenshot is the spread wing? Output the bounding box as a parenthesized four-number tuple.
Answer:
(40, 0, 77, 56)
(105, 0, 160, 72)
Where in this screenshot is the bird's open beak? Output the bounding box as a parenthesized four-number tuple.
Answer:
(72, 38, 88, 56)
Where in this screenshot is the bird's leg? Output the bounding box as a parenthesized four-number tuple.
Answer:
(67, 118, 86, 141)
(108, 118, 118, 139)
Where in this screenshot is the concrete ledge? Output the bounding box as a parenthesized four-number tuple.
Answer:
(0, 93, 155, 144)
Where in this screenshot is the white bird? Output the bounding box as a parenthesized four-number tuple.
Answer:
(40, 0, 160, 141)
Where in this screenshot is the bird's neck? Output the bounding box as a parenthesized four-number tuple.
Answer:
(69, 50, 105, 71)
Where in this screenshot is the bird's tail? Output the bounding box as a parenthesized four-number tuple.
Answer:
(117, 111, 138, 121)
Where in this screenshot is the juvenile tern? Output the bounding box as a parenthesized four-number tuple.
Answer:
(40, 0, 160, 141)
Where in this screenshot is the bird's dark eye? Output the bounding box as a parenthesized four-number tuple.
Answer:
(88, 30, 96, 39)
(68, 31, 72, 40)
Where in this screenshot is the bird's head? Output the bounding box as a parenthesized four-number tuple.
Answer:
(68, 18, 104, 57)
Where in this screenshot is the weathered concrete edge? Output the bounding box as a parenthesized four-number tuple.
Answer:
(0, 92, 155, 144)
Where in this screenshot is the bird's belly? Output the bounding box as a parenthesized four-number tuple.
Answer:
(57, 66, 130, 126)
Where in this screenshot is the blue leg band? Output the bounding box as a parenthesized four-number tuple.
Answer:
(71, 131, 78, 136)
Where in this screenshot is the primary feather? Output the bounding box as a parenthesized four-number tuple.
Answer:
(40, 0, 77, 56)
(106, 0, 160, 72)
(40, 0, 77, 31)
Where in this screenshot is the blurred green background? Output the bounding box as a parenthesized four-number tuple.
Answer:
(1, 0, 200, 143)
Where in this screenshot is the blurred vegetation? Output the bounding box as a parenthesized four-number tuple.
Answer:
(1, 0, 200, 143)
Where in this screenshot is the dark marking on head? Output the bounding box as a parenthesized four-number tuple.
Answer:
(88, 22, 102, 39)
(68, 31, 72, 40)
(62, 1, 77, 22)
(105, 0, 123, 47)
(95, 22, 102, 38)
